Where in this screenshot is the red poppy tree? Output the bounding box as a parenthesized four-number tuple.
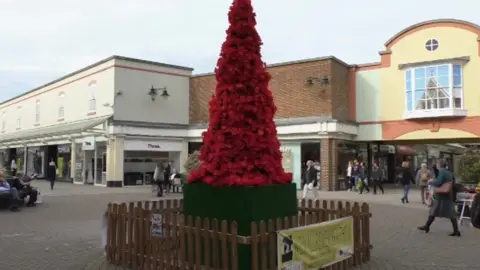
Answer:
(187, 0, 291, 188)
(183, 0, 297, 268)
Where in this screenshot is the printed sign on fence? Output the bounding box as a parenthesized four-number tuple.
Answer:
(277, 216, 354, 270)
(151, 213, 164, 237)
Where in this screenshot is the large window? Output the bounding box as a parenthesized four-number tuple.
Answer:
(405, 63, 465, 119)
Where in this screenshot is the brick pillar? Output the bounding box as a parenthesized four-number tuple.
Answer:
(320, 138, 338, 191)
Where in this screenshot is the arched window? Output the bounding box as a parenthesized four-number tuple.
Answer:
(88, 80, 96, 113)
(58, 92, 65, 120)
(16, 106, 22, 129)
(1, 111, 5, 132)
(35, 100, 40, 123)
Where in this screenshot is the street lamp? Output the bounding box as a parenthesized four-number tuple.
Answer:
(148, 86, 169, 101)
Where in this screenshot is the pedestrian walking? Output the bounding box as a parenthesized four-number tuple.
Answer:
(302, 160, 319, 200)
(153, 163, 164, 197)
(47, 158, 57, 190)
(400, 161, 415, 203)
(10, 159, 17, 176)
(358, 162, 370, 194)
(347, 161, 353, 191)
(416, 163, 434, 204)
(417, 159, 461, 237)
(372, 162, 384, 194)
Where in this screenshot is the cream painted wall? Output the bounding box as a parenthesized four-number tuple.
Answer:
(0, 59, 116, 134)
(381, 27, 480, 121)
(113, 59, 191, 124)
(396, 128, 477, 140)
(356, 69, 381, 122)
(356, 124, 382, 141)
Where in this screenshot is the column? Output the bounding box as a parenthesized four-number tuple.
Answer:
(179, 140, 189, 173)
(366, 143, 372, 180)
(93, 143, 98, 184)
(23, 146, 28, 174)
(106, 136, 124, 187)
(70, 141, 76, 180)
(320, 138, 338, 191)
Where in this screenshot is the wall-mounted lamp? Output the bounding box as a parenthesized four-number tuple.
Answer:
(306, 76, 330, 86)
(148, 86, 169, 101)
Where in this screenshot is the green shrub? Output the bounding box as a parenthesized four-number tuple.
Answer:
(458, 149, 480, 185)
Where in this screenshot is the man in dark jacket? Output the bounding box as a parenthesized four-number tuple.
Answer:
(400, 161, 415, 204)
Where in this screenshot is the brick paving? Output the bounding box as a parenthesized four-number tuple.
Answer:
(1, 182, 479, 269)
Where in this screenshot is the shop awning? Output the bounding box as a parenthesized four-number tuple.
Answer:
(0, 115, 111, 144)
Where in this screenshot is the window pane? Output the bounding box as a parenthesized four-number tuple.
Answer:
(407, 100, 413, 112)
(406, 91, 413, 110)
(426, 67, 436, 77)
(437, 65, 449, 76)
(414, 68, 425, 78)
(453, 87, 462, 98)
(437, 75, 449, 87)
(415, 99, 426, 110)
(414, 89, 425, 102)
(453, 75, 462, 86)
(453, 64, 462, 76)
(454, 98, 462, 108)
(415, 77, 426, 88)
(405, 70, 411, 90)
(438, 98, 450, 109)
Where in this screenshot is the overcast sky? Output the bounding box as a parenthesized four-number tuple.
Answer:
(0, 0, 478, 101)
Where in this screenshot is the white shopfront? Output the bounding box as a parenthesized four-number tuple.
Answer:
(122, 139, 186, 186)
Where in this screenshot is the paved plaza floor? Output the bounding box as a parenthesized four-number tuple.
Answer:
(1, 181, 479, 269)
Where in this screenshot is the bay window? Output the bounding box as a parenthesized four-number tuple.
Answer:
(404, 63, 466, 119)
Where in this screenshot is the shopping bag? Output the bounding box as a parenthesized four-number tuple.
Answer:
(356, 178, 364, 190)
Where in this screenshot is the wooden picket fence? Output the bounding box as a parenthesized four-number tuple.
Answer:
(106, 199, 372, 270)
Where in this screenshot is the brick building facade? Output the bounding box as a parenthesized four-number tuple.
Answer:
(189, 57, 358, 190)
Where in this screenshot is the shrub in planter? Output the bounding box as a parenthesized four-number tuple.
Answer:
(457, 149, 480, 185)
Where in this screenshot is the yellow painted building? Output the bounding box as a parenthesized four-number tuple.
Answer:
(354, 19, 480, 142)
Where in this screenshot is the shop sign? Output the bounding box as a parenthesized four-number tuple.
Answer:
(83, 137, 96, 151)
(147, 144, 161, 149)
(58, 145, 71, 153)
(123, 140, 182, 152)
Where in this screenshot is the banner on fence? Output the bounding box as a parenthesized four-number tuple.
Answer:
(151, 213, 164, 237)
(277, 216, 354, 270)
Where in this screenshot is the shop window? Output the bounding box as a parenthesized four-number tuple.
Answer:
(404, 63, 465, 119)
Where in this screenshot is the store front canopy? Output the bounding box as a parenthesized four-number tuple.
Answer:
(0, 115, 111, 146)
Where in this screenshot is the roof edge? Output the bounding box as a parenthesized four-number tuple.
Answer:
(0, 55, 193, 107)
(193, 56, 351, 78)
(384, 19, 480, 48)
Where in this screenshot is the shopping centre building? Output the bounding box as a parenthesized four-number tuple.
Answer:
(0, 19, 476, 189)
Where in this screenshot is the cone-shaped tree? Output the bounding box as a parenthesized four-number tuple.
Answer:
(188, 0, 292, 186)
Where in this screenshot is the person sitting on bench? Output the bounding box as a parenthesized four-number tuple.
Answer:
(15, 173, 38, 206)
(0, 171, 21, 211)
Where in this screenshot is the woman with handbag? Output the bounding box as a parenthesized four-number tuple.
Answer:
(417, 159, 461, 236)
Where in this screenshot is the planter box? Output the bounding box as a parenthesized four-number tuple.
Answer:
(183, 182, 297, 269)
